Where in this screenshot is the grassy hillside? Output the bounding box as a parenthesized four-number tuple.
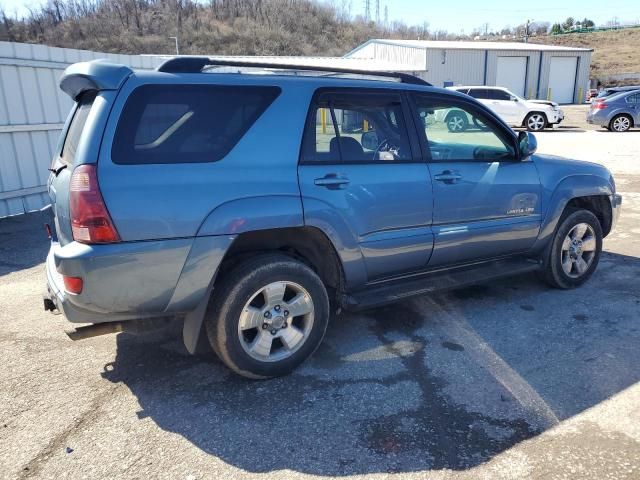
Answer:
(532, 28, 640, 80)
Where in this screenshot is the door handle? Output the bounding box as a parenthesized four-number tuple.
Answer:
(314, 174, 350, 189)
(434, 170, 462, 184)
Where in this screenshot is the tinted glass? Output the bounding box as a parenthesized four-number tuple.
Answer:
(413, 95, 515, 162)
(488, 89, 512, 101)
(112, 85, 280, 164)
(302, 91, 412, 163)
(61, 92, 96, 165)
(467, 88, 489, 99)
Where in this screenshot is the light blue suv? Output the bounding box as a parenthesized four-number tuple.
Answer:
(45, 58, 621, 378)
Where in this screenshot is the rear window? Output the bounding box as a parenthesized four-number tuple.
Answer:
(112, 85, 280, 165)
(61, 91, 96, 165)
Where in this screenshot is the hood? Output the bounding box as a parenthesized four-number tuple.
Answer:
(527, 99, 559, 108)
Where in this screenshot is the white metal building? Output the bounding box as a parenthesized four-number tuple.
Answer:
(345, 40, 592, 104)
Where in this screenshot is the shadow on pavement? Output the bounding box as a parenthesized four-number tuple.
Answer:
(101, 251, 640, 476)
(0, 211, 50, 276)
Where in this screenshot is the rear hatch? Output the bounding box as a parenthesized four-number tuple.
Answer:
(48, 60, 133, 246)
(48, 92, 96, 245)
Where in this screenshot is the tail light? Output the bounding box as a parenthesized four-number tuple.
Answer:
(69, 165, 120, 244)
(593, 100, 608, 110)
(63, 275, 83, 294)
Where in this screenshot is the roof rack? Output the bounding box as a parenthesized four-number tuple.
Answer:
(156, 56, 432, 86)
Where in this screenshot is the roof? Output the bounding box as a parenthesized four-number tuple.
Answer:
(347, 39, 593, 54)
(145, 54, 415, 72)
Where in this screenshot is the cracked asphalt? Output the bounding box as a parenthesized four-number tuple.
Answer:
(1, 114, 639, 479)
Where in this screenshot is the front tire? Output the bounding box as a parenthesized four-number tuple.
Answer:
(205, 254, 329, 379)
(446, 111, 469, 132)
(540, 209, 603, 289)
(525, 112, 547, 131)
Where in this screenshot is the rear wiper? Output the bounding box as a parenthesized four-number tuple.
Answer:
(48, 164, 67, 177)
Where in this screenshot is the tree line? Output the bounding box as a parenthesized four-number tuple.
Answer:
(0, 0, 460, 56)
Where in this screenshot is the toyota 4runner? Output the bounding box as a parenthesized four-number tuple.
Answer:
(44, 58, 621, 378)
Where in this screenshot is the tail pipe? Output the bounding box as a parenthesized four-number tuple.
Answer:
(65, 318, 174, 341)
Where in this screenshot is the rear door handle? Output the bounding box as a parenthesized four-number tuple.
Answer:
(314, 174, 350, 189)
(434, 170, 462, 184)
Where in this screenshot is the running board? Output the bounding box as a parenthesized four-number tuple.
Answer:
(343, 258, 541, 311)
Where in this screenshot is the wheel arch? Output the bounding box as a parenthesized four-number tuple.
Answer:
(181, 226, 346, 355)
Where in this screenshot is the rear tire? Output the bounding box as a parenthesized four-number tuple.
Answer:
(205, 253, 329, 379)
(609, 114, 632, 132)
(525, 112, 547, 131)
(540, 209, 603, 289)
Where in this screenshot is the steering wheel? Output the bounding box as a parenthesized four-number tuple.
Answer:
(373, 138, 399, 160)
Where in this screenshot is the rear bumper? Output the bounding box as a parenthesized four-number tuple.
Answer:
(44, 235, 235, 324)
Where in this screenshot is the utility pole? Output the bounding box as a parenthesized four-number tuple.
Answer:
(169, 36, 179, 55)
(375, 0, 380, 24)
(384, 4, 388, 26)
(364, 0, 370, 22)
(524, 19, 533, 42)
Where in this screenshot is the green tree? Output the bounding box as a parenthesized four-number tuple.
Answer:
(550, 23, 563, 34)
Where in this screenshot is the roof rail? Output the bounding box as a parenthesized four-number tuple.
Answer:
(156, 56, 432, 86)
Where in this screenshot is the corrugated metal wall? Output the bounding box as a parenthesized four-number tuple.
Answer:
(0, 41, 162, 217)
(424, 49, 485, 87)
(346, 40, 592, 104)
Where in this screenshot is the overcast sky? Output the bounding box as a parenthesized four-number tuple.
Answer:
(1, 0, 639, 34)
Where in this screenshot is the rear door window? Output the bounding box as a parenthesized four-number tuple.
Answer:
(60, 91, 96, 165)
(467, 88, 490, 99)
(301, 90, 413, 163)
(488, 89, 511, 101)
(112, 85, 280, 164)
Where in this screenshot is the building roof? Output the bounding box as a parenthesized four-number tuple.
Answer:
(348, 39, 593, 54)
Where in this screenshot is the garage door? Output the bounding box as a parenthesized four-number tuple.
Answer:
(496, 57, 527, 97)
(548, 57, 577, 104)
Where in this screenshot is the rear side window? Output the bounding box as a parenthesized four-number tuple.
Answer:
(61, 91, 96, 165)
(488, 89, 511, 101)
(467, 88, 489, 99)
(112, 85, 280, 164)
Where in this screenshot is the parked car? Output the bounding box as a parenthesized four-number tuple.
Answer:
(448, 86, 564, 131)
(44, 58, 621, 379)
(594, 85, 640, 101)
(587, 90, 640, 132)
(586, 88, 598, 102)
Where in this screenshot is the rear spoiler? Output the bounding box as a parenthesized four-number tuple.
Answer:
(59, 60, 133, 101)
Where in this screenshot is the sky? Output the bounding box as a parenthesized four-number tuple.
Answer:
(1, 0, 639, 34)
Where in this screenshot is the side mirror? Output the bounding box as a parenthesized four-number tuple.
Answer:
(361, 130, 379, 150)
(510, 95, 519, 102)
(518, 131, 537, 158)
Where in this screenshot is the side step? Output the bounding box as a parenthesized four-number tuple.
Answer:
(343, 258, 541, 311)
(65, 318, 175, 341)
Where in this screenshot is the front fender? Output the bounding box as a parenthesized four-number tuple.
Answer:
(532, 174, 613, 252)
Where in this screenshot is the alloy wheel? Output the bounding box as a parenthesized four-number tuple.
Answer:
(560, 223, 597, 278)
(612, 116, 631, 132)
(527, 114, 545, 131)
(237, 281, 315, 362)
(448, 116, 465, 131)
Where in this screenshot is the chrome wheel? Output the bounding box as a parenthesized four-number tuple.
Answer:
(237, 281, 314, 362)
(560, 223, 597, 278)
(447, 115, 465, 132)
(612, 116, 631, 132)
(527, 114, 545, 131)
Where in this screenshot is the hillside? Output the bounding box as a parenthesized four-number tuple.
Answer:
(531, 28, 640, 81)
(0, 0, 426, 57)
